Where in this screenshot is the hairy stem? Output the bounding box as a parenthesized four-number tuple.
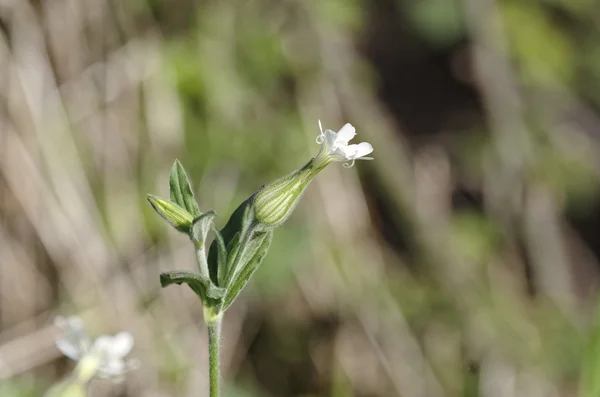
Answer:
(206, 310, 222, 397)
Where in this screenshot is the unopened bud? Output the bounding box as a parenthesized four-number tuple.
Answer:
(147, 195, 194, 233)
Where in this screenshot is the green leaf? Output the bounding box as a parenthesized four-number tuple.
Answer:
(224, 232, 241, 280)
(169, 159, 201, 218)
(190, 211, 217, 245)
(223, 229, 269, 287)
(160, 271, 207, 300)
(213, 225, 229, 287)
(147, 195, 194, 233)
(207, 195, 256, 283)
(160, 271, 225, 302)
(222, 230, 273, 311)
(205, 193, 275, 312)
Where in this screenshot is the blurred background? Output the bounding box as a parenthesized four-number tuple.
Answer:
(2, 0, 600, 396)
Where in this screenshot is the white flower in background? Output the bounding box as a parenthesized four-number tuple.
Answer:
(315, 120, 374, 167)
(54, 316, 138, 383)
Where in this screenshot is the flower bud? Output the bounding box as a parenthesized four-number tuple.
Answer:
(147, 194, 194, 233)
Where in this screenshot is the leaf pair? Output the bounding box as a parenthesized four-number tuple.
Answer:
(206, 197, 273, 312)
(150, 160, 273, 314)
(147, 160, 201, 234)
(221, 229, 272, 311)
(149, 160, 223, 305)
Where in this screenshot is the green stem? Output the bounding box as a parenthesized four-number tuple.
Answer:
(206, 311, 222, 397)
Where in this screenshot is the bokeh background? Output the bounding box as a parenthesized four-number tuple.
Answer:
(2, 0, 600, 396)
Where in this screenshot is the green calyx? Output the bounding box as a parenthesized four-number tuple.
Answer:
(253, 158, 329, 228)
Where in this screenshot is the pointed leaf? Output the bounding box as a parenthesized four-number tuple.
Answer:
(207, 195, 256, 282)
(224, 232, 242, 281)
(160, 270, 224, 302)
(147, 195, 193, 233)
(223, 229, 269, 287)
(213, 224, 228, 287)
(169, 160, 201, 217)
(222, 230, 273, 311)
(160, 271, 208, 300)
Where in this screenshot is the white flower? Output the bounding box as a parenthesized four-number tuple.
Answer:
(315, 120, 374, 167)
(54, 316, 138, 382)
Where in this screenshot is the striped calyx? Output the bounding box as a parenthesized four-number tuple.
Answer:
(253, 160, 327, 228)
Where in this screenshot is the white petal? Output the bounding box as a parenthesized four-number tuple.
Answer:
(340, 145, 358, 159)
(329, 146, 350, 161)
(323, 129, 338, 152)
(353, 142, 373, 158)
(93, 335, 112, 351)
(109, 332, 134, 358)
(54, 316, 90, 358)
(56, 338, 81, 360)
(318, 120, 324, 134)
(103, 358, 126, 374)
(96, 358, 126, 379)
(335, 124, 356, 145)
(342, 142, 373, 160)
(96, 358, 139, 381)
(94, 332, 133, 359)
